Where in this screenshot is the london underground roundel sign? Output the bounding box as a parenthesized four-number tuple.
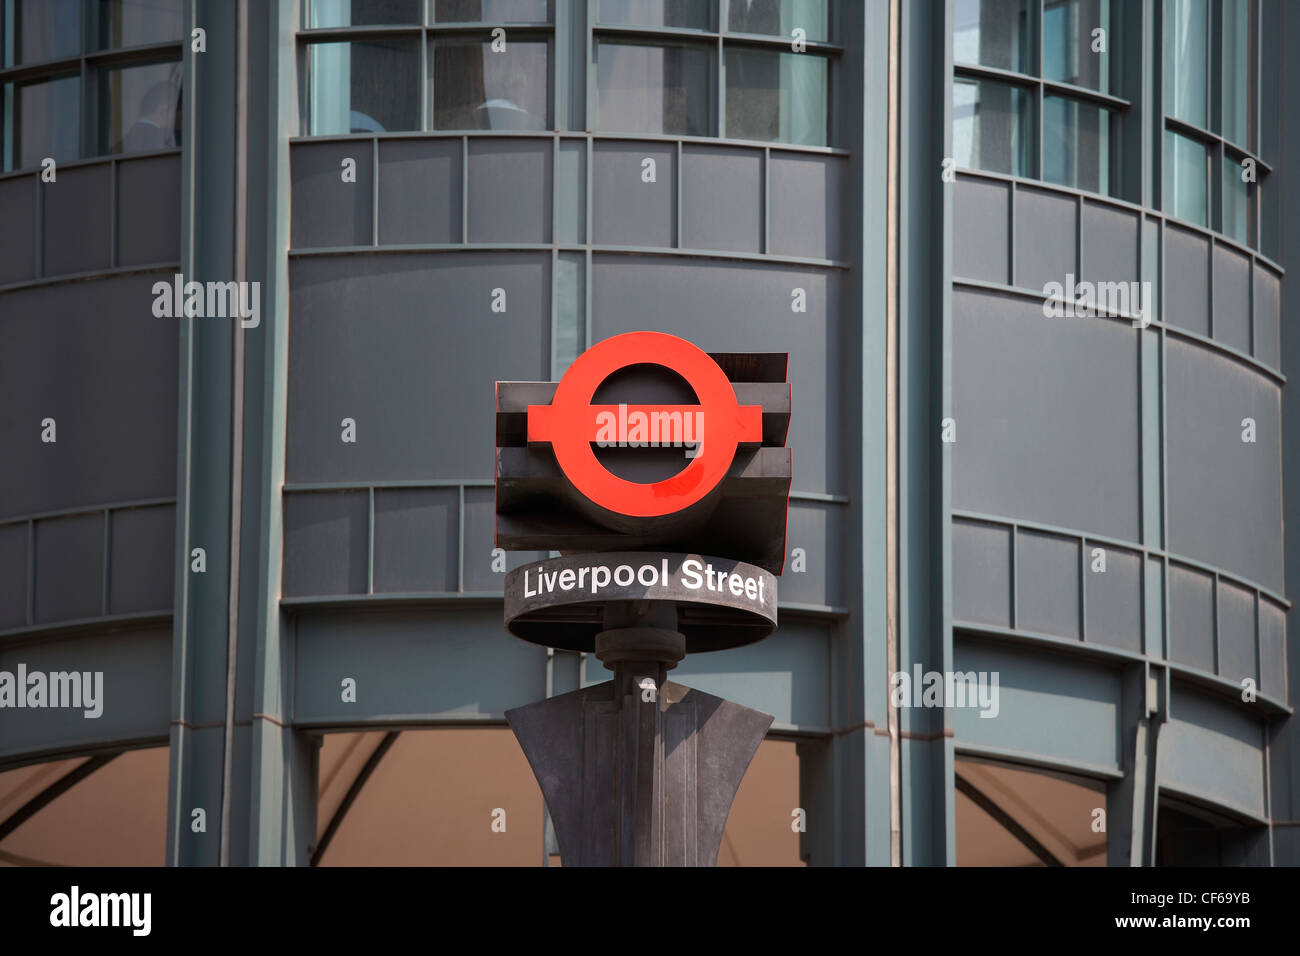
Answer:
(526, 331, 763, 518)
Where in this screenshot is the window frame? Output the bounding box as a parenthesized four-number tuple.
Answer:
(0, 0, 183, 172)
(298, 1, 556, 136)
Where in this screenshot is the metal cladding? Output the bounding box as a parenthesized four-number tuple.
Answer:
(495, 331, 793, 574)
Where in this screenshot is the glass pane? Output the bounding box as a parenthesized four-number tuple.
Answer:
(1043, 95, 1109, 193)
(7, 0, 80, 65)
(432, 38, 548, 130)
(1163, 130, 1207, 226)
(1221, 0, 1248, 146)
(598, 0, 712, 31)
(434, 0, 549, 22)
(308, 39, 420, 135)
(728, 0, 829, 43)
(97, 0, 184, 48)
(725, 47, 827, 147)
(98, 60, 182, 154)
(953, 0, 1029, 74)
(594, 40, 712, 136)
(952, 77, 1026, 176)
(1164, 0, 1207, 128)
(1043, 0, 1106, 91)
(6, 76, 80, 170)
(1221, 155, 1249, 244)
(1259, 176, 1278, 259)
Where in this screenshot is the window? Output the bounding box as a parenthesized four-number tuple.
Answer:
(593, 0, 836, 146)
(302, 0, 553, 135)
(0, 0, 183, 171)
(1161, 0, 1270, 250)
(952, 77, 1026, 177)
(953, 0, 1123, 196)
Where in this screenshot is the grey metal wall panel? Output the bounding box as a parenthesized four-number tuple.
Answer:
(952, 287, 1140, 541)
(592, 140, 676, 247)
(680, 145, 762, 253)
(1081, 202, 1138, 286)
(467, 138, 552, 243)
(952, 519, 1011, 628)
(0, 523, 27, 629)
(1212, 244, 1251, 355)
(461, 486, 544, 591)
(669, 619, 832, 729)
(1083, 543, 1142, 653)
(117, 156, 181, 266)
(952, 637, 1121, 771)
(555, 140, 585, 244)
(1164, 225, 1210, 336)
(1168, 563, 1215, 672)
(0, 626, 171, 760)
(779, 500, 844, 609)
(293, 608, 547, 722)
(1165, 338, 1283, 591)
(282, 491, 369, 596)
(34, 512, 104, 624)
(373, 487, 458, 593)
(952, 177, 1009, 283)
(44, 164, 111, 276)
(1161, 688, 1265, 818)
(1253, 265, 1281, 369)
(0, 175, 36, 284)
(0, 274, 178, 520)
(377, 139, 461, 244)
(1016, 530, 1079, 639)
(287, 252, 549, 482)
(108, 504, 175, 615)
(1216, 579, 1256, 688)
(590, 255, 845, 495)
(767, 151, 845, 261)
(290, 141, 373, 248)
(1014, 186, 1075, 292)
(1259, 599, 1285, 700)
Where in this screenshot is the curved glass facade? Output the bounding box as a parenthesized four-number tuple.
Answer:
(0, 0, 1296, 871)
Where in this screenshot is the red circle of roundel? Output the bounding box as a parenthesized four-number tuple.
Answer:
(526, 332, 763, 518)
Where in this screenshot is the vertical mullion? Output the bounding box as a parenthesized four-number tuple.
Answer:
(109, 158, 117, 267)
(674, 139, 682, 248)
(420, 24, 429, 131)
(457, 484, 465, 592)
(460, 134, 468, 242)
(101, 508, 110, 615)
(586, 0, 596, 131)
(716, 32, 725, 138)
(1010, 523, 1019, 630)
(1079, 537, 1087, 642)
(1007, 179, 1016, 287)
(1211, 570, 1221, 674)
(371, 135, 379, 246)
(26, 518, 35, 626)
(762, 145, 770, 254)
(367, 486, 375, 595)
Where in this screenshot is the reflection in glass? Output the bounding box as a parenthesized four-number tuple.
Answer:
(598, 0, 711, 30)
(6, 0, 80, 66)
(1221, 157, 1249, 245)
(1043, 95, 1108, 193)
(97, 0, 184, 48)
(432, 38, 548, 130)
(435, 0, 549, 22)
(728, 0, 829, 43)
(99, 61, 182, 154)
(308, 39, 420, 135)
(953, 0, 1029, 74)
(1043, 0, 1105, 91)
(595, 40, 711, 136)
(6, 76, 80, 171)
(1221, 0, 1249, 147)
(1164, 0, 1207, 128)
(1163, 130, 1207, 226)
(953, 77, 1026, 176)
(310, 0, 420, 28)
(725, 48, 827, 147)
